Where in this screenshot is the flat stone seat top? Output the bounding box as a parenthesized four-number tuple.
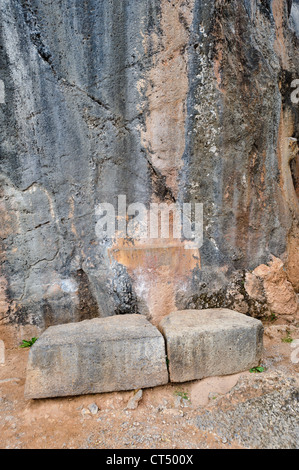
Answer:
(159, 308, 262, 331)
(36, 314, 161, 346)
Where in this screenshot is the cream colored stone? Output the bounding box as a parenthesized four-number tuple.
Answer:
(25, 315, 169, 399)
(159, 309, 264, 383)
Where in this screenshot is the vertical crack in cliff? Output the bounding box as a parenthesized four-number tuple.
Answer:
(143, 151, 176, 203)
(20, 0, 53, 67)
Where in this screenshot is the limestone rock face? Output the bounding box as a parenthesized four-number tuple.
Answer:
(159, 309, 264, 383)
(0, 1, 298, 340)
(24, 314, 169, 399)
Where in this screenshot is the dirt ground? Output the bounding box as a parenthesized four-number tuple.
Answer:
(0, 320, 298, 450)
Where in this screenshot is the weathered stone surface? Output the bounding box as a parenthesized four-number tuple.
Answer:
(24, 314, 169, 399)
(0, 340, 4, 365)
(87, 403, 99, 415)
(0, 1, 298, 341)
(126, 389, 143, 410)
(252, 256, 298, 317)
(159, 309, 264, 383)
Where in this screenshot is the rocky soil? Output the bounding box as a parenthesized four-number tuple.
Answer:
(0, 321, 298, 449)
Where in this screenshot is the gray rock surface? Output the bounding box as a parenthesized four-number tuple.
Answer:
(24, 314, 169, 399)
(159, 309, 264, 382)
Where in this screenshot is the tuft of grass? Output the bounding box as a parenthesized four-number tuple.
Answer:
(281, 329, 293, 343)
(174, 390, 189, 401)
(249, 366, 265, 373)
(270, 313, 277, 322)
(20, 337, 38, 348)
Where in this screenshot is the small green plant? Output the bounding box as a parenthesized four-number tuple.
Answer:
(174, 390, 189, 401)
(270, 312, 277, 322)
(249, 366, 265, 373)
(281, 330, 293, 343)
(20, 337, 38, 348)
